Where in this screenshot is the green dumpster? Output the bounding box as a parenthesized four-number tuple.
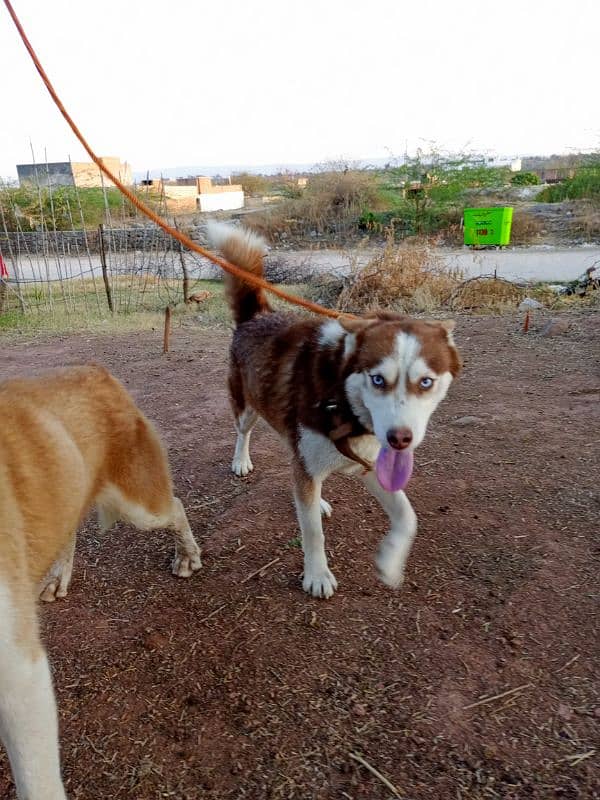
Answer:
(463, 207, 513, 246)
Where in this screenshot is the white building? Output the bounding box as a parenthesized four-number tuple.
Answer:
(196, 176, 244, 212)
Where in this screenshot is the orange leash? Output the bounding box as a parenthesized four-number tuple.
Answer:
(3, 0, 344, 320)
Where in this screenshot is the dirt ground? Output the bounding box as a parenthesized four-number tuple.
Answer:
(1, 311, 599, 799)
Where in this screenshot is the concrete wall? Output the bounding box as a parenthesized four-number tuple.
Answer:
(17, 158, 132, 189)
(195, 176, 244, 212)
(71, 157, 132, 188)
(162, 185, 198, 200)
(198, 190, 244, 212)
(17, 162, 74, 187)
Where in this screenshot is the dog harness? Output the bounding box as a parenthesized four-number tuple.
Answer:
(322, 397, 374, 472)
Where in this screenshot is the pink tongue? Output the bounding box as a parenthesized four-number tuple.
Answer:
(375, 447, 414, 492)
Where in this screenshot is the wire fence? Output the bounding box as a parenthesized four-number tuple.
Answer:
(0, 170, 226, 323)
(0, 163, 343, 326)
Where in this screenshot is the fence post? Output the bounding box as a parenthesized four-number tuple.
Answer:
(174, 220, 190, 304)
(98, 223, 113, 312)
(163, 305, 171, 353)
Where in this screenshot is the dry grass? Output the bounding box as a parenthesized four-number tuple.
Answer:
(572, 201, 600, 239)
(336, 236, 462, 314)
(333, 234, 599, 315)
(449, 277, 525, 312)
(247, 169, 381, 243)
(509, 211, 544, 244)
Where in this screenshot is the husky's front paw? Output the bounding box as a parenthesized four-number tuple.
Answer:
(232, 456, 254, 477)
(302, 567, 338, 599)
(172, 547, 202, 578)
(375, 539, 406, 589)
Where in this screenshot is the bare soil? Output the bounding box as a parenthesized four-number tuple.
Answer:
(1, 311, 599, 799)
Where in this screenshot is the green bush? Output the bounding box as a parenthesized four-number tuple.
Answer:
(510, 172, 540, 186)
(536, 162, 600, 203)
(0, 185, 150, 231)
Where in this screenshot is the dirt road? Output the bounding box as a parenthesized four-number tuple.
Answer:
(0, 312, 598, 798)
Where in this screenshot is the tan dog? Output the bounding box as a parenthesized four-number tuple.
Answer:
(0, 365, 201, 800)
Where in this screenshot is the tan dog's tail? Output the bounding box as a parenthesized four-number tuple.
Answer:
(206, 222, 271, 326)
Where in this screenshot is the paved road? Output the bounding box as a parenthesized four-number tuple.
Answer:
(4, 245, 600, 285)
(276, 245, 600, 284)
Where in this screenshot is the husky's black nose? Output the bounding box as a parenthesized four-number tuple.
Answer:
(387, 427, 413, 450)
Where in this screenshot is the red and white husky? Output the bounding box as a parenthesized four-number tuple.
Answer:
(208, 223, 460, 599)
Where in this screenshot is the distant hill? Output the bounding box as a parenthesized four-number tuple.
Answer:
(133, 157, 396, 181)
(133, 152, 533, 182)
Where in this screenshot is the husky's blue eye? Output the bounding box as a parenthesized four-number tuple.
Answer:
(370, 374, 385, 388)
(419, 377, 434, 390)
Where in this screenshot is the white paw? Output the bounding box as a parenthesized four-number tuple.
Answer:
(375, 540, 406, 589)
(319, 498, 333, 518)
(302, 567, 338, 599)
(172, 548, 202, 578)
(232, 457, 254, 477)
(39, 578, 68, 602)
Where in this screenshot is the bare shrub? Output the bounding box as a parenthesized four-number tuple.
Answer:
(336, 235, 461, 314)
(303, 275, 346, 308)
(510, 211, 544, 244)
(449, 277, 525, 312)
(231, 172, 269, 197)
(246, 167, 381, 244)
(572, 200, 600, 240)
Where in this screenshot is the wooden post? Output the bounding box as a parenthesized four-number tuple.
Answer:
(174, 220, 190, 304)
(163, 305, 171, 353)
(98, 224, 113, 312)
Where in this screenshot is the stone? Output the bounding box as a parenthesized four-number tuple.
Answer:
(540, 319, 569, 337)
(452, 415, 484, 427)
(519, 297, 543, 310)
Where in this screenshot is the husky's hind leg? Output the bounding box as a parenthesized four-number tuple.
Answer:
(228, 360, 257, 477)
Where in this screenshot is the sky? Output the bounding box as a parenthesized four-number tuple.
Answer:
(1, 0, 599, 179)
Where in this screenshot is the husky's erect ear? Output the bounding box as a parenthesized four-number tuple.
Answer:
(438, 319, 456, 334)
(435, 319, 461, 376)
(336, 315, 377, 334)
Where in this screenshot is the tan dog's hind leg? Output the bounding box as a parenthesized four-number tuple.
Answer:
(169, 497, 202, 578)
(97, 487, 201, 579)
(0, 583, 67, 800)
(39, 535, 76, 602)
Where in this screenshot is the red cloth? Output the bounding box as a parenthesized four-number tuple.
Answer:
(0, 254, 8, 279)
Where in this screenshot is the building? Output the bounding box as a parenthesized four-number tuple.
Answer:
(196, 177, 244, 212)
(17, 157, 133, 189)
(140, 176, 245, 212)
(520, 155, 581, 184)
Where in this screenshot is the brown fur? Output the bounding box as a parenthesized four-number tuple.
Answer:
(220, 235, 271, 325)
(212, 223, 460, 600)
(0, 366, 200, 798)
(342, 313, 461, 381)
(228, 312, 460, 446)
(0, 365, 200, 629)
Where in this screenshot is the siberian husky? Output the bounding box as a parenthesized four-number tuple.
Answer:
(208, 222, 460, 600)
(0, 366, 201, 799)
